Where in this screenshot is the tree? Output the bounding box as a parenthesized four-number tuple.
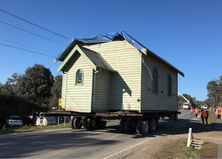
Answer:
(1, 73, 20, 96)
(178, 94, 196, 107)
(0, 83, 3, 94)
(206, 78, 222, 107)
(16, 64, 54, 108)
(48, 75, 62, 109)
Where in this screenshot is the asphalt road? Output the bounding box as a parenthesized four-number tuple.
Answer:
(0, 110, 193, 158)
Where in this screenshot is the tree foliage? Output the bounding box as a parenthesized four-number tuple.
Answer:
(0, 64, 62, 124)
(48, 75, 62, 108)
(206, 76, 222, 107)
(178, 94, 196, 107)
(16, 64, 54, 108)
(1, 73, 20, 96)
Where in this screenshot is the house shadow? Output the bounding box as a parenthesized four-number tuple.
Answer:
(109, 72, 132, 111)
(95, 118, 222, 139)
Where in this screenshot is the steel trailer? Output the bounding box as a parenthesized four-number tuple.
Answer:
(43, 110, 180, 135)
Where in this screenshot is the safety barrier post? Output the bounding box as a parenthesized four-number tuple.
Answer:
(187, 128, 193, 147)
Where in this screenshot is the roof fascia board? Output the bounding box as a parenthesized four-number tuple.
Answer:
(57, 45, 97, 74)
(145, 49, 184, 77)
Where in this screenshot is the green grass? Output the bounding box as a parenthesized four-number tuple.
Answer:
(0, 123, 70, 134)
(106, 119, 120, 123)
(178, 140, 199, 158)
(199, 111, 215, 125)
(207, 118, 214, 125)
(179, 140, 187, 147)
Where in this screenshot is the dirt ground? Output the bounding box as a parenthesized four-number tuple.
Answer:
(126, 111, 221, 158)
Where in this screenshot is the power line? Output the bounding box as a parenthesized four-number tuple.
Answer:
(0, 20, 66, 46)
(0, 38, 57, 55)
(0, 42, 55, 58)
(0, 8, 71, 40)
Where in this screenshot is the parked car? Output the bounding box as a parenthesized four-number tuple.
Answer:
(5, 116, 23, 126)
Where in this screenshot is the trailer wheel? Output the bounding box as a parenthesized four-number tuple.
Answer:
(141, 120, 149, 135)
(123, 119, 133, 133)
(73, 117, 82, 129)
(101, 121, 106, 128)
(119, 119, 125, 132)
(83, 116, 89, 129)
(174, 113, 178, 120)
(155, 116, 159, 125)
(169, 114, 174, 122)
(86, 116, 96, 130)
(149, 118, 156, 133)
(95, 116, 106, 129)
(136, 119, 142, 134)
(70, 117, 75, 129)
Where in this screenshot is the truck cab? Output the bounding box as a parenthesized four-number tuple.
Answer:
(182, 103, 190, 110)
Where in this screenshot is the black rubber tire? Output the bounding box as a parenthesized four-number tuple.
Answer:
(155, 116, 159, 126)
(86, 116, 96, 130)
(119, 119, 125, 132)
(70, 117, 75, 129)
(123, 119, 132, 133)
(149, 118, 156, 133)
(141, 120, 149, 135)
(174, 113, 178, 120)
(169, 114, 174, 122)
(136, 119, 142, 134)
(83, 116, 89, 129)
(101, 121, 106, 129)
(73, 117, 82, 129)
(96, 116, 106, 129)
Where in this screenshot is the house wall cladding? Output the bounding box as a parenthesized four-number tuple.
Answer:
(61, 52, 93, 112)
(82, 40, 141, 111)
(141, 54, 178, 111)
(93, 70, 110, 111)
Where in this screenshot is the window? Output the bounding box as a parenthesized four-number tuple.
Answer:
(76, 69, 83, 85)
(168, 75, 172, 96)
(152, 67, 158, 93)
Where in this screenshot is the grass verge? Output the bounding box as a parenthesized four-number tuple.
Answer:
(199, 110, 215, 125)
(0, 120, 118, 134)
(178, 140, 199, 158)
(106, 119, 120, 123)
(0, 123, 70, 134)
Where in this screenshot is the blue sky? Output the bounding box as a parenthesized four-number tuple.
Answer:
(0, 0, 222, 101)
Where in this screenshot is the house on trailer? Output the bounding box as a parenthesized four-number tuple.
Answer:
(55, 30, 184, 114)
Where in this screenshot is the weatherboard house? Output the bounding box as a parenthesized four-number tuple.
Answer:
(56, 30, 184, 113)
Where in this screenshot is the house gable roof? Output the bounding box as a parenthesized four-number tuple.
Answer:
(57, 44, 116, 74)
(56, 30, 184, 77)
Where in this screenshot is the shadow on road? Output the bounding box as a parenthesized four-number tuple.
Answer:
(1, 116, 221, 158)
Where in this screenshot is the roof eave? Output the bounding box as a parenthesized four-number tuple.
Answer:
(57, 44, 97, 74)
(57, 44, 116, 74)
(143, 49, 184, 77)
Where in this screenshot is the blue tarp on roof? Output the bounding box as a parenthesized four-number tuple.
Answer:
(56, 30, 146, 61)
(55, 30, 184, 77)
(75, 30, 145, 51)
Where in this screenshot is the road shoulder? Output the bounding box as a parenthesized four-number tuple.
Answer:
(126, 117, 221, 158)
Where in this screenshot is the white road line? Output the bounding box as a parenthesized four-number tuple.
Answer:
(103, 137, 153, 159)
